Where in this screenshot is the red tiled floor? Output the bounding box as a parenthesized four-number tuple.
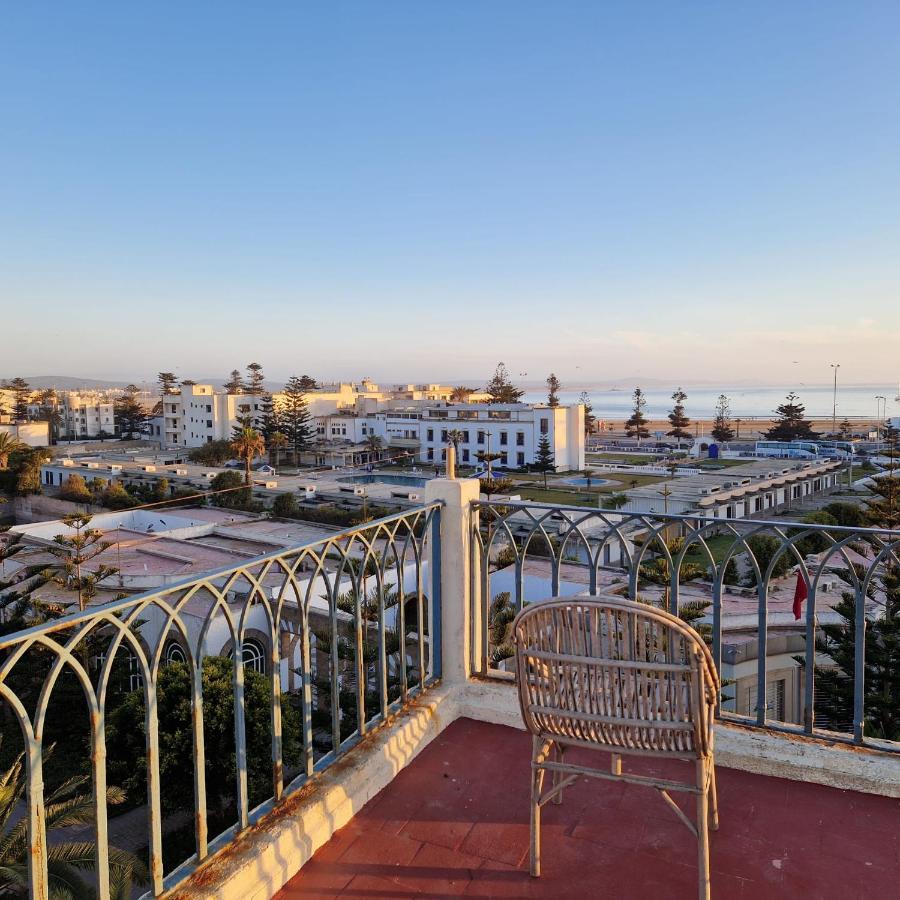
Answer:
(276, 717, 899, 899)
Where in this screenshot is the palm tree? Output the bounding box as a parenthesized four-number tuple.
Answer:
(446, 429, 465, 465)
(0, 742, 148, 898)
(269, 431, 288, 473)
(0, 433, 25, 468)
(230, 426, 266, 486)
(365, 434, 383, 465)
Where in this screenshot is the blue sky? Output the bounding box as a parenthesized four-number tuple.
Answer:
(2, 2, 899, 385)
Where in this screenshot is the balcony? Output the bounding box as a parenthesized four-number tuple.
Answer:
(1, 477, 898, 900)
(275, 717, 897, 898)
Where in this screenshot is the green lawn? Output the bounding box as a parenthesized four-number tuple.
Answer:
(585, 452, 655, 466)
(681, 534, 739, 565)
(683, 458, 754, 470)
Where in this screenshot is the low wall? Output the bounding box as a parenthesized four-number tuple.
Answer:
(12, 494, 99, 524)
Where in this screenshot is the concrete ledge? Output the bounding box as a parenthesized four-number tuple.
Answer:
(457, 678, 900, 799)
(166, 684, 460, 900)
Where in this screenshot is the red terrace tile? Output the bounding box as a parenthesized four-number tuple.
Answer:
(275, 718, 899, 900)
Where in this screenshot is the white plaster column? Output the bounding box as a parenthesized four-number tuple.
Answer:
(424, 476, 481, 685)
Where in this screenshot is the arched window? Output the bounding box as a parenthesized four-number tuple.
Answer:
(227, 638, 266, 674)
(165, 642, 187, 666)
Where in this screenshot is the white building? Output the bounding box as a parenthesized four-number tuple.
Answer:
(59, 392, 117, 439)
(161, 384, 267, 447)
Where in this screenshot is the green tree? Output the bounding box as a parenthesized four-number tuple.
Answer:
(279, 376, 314, 464)
(105, 656, 301, 816)
(624, 388, 650, 443)
(273, 491, 298, 518)
(58, 473, 93, 505)
(0, 743, 148, 899)
(534, 434, 556, 489)
(711, 394, 735, 443)
(223, 369, 245, 394)
(44, 514, 118, 611)
(230, 426, 265, 486)
(157, 372, 179, 395)
(114, 384, 148, 439)
(4, 378, 31, 420)
(666, 387, 691, 444)
(765, 392, 819, 442)
(188, 439, 233, 466)
(479, 476, 513, 499)
(450, 385, 474, 402)
(485, 362, 524, 404)
(744, 534, 792, 586)
(245, 362, 266, 394)
(813, 422, 900, 737)
(35, 389, 63, 444)
(838, 418, 853, 438)
(210, 470, 249, 508)
(546, 373, 561, 407)
(579, 391, 595, 436)
(102, 482, 139, 510)
(297, 374, 318, 391)
(257, 392, 280, 441)
(268, 430, 288, 471)
(12, 447, 50, 495)
(365, 433, 384, 464)
(0, 433, 25, 468)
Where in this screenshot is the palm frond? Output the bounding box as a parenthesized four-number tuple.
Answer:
(44, 795, 95, 830)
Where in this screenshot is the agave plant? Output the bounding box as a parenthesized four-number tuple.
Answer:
(0, 743, 148, 899)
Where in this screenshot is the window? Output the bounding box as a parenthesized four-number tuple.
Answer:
(517, 452, 525, 466)
(500, 432, 508, 445)
(228, 639, 266, 674)
(427, 428, 434, 442)
(441, 429, 448, 442)
(477, 431, 485, 445)
(540, 418, 549, 434)
(747, 679, 786, 722)
(165, 642, 187, 665)
(462, 449, 470, 462)
(427, 448, 434, 461)
(206, 420, 212, 428)
(516, 432, 525, 446)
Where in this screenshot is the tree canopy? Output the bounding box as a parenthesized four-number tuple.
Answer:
(764, 392, 819, 441)
(485, 362, 524, 404)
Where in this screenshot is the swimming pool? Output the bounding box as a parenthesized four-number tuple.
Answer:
(562, 477, 615, 487)
(337, 474, 430, 488)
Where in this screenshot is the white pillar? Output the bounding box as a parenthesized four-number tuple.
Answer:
(424, 477, 481, 684)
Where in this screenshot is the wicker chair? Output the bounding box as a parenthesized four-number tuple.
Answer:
(513, 597, 720, 900)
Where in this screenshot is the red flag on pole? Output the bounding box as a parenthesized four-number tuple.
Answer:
(793, 572, 808, 620)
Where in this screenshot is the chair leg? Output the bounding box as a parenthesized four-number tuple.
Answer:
(531, 737, 547, 877)
(696, 760, 711, 900)
(708, 760, 719, 831)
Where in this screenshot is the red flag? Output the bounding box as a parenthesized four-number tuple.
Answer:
(793, 572, 808, 620)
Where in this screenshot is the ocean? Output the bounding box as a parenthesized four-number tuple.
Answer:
(522, 384, 899, 418)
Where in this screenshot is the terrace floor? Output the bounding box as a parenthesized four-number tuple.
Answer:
(277, 718, 897, 899)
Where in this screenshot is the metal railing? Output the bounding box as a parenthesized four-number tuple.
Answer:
(471, 499, 899, 751)
(0, 503, 441, 900)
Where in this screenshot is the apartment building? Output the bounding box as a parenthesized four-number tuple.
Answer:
(161, 384, 268, 447)
(58, 392, 117, 439)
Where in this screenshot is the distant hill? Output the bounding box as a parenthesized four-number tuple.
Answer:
(7, 375, 132, 390)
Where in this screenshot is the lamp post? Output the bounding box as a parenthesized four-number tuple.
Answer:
(830, 363, 840, 437)
(875, 395, 886, 441)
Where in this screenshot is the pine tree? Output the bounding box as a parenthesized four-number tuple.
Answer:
(257, 392, 280, 440)
(534, 434, 556, 489)
(546, 373, 561, 407)
(812, 422, 900, 738)
(666, 387, 691, 444)
(223, 369, 245, 394)
(4, 378, 31, 420)
(246, 362, 266, 394)
(839, 418, 853, 439)
(624, 388, 650, 443)
(765, 392, 819, 441)
(485, 362, 524, 404)
(297, 374, 318, 391)
(157, 372, 179, 395)
(711, 394, 735, 443)
(114, 385, 148, 439)
(279, 376, 314, 464)
(579, 391, 595, 436)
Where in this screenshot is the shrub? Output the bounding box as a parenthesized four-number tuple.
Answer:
(59, 474, 93, 504)
(210, 470, 250, 508)
(273, 492, 298, 518)
(188, 440, 233, 466)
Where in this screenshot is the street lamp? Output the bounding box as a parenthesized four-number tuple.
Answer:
(875, 395, 886, 441)
(830, 364, 840, 437)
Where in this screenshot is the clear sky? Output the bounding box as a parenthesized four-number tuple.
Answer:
(2, 2, 899, 386)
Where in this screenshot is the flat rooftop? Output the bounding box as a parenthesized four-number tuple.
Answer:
(277, 718, 895, 899)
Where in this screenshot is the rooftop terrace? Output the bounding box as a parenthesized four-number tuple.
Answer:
(276, 718, 897, 900)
